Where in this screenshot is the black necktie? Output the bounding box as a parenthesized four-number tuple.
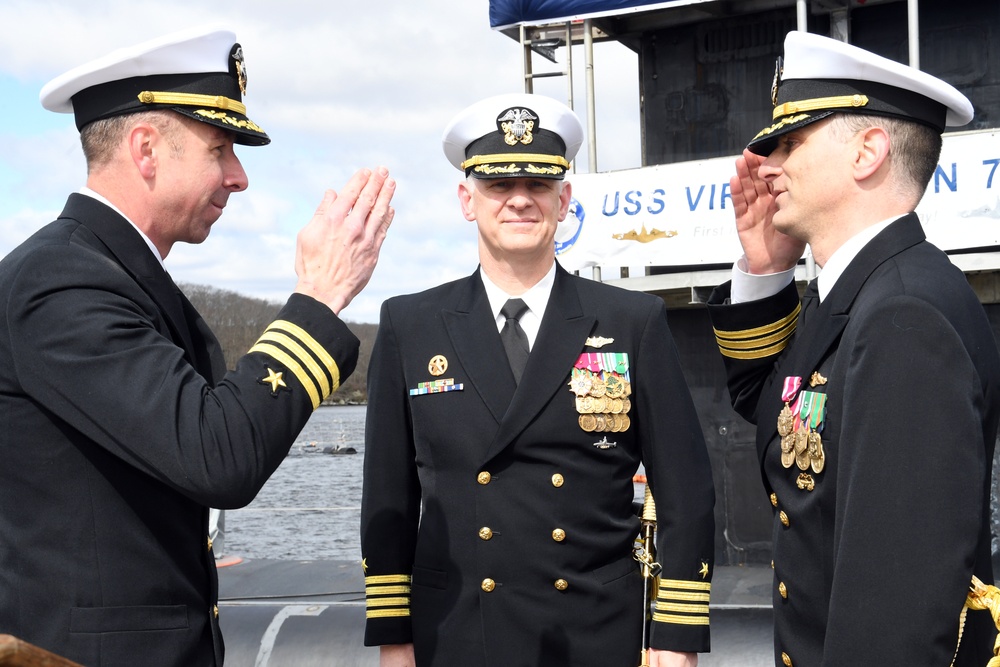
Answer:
(500, 298, 530, 384)
(798, 279, 820, 329)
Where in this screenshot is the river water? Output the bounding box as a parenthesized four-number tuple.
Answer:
(224, 405, 367, 562)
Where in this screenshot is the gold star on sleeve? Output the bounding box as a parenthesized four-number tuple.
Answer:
(260, 367, 287, 394)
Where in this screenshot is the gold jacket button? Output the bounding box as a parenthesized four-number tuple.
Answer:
(481, 578, 496, 592)
(770, 493, 778, 507)
(478, 471, 491, 485)
(551, 473, 564, 488)
(554, 578, 569, 591)
(782, 651, 793, 666)
(213, 604, 219, 619)
(779, 511, 790, 527)
(479, 527, 494, 541)
(551, 528, 566, 542)
(778, 582, 788, 599)
(207, 537, 213, 552)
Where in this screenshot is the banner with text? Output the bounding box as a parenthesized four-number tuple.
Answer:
(555, 130, 1000, 272)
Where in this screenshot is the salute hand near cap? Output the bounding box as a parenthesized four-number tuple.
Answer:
(731, 149, 805, 275)
(295, 166, 396, 315)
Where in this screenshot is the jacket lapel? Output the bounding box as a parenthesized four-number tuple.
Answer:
(759, 215, 928, 459)
(483, 265, 595, 464)
(60, 194, 200, 368)
(441, 270, 518, 425)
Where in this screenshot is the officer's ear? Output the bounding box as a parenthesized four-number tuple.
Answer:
(457, 179, 477, 222)
(557, 180, 573, 222)
(852, 126, 890, 183)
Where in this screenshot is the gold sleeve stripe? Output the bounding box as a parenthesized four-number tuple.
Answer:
(365, 597, 410, 608)
(715, 322, 796, 351)
(258, 331, 332, 397)
(248, 343, 321, 409)
(659, 590, 710, 603)
(717, 337, 794, 360)
(366, 585, 411, 595)
(269, 320, 341, 390)
(652, 613, 710, 626)
(713, 306, 800, 360)
(658, 579, 712, 592)
(366, 609, 411, 619)
(365, 574, 412, 585)
(714, 304, 800, 340)
(656, 602, 711, 614)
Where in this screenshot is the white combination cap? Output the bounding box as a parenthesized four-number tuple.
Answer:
(442, 93, 584, 179)
(40, 25, 269, 146)
(748, 31, 973, 156)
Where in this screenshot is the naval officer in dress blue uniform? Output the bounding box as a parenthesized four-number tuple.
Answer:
(707, 31, 1000, 666)
(0, 26, 394, 666)
(361, 94, 716, 667)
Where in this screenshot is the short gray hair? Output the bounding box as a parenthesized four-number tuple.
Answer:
(830, 113, 942, 204)
(80, 110, 185, 171)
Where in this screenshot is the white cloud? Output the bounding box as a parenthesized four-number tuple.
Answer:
(0, 0, 640, 322)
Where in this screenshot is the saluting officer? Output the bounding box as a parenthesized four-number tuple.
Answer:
(360, 93, 716, 667)
(707, 31, 1000, 666)
(0, 26, 393, 666)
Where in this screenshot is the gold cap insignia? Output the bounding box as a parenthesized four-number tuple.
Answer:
(497, 107, 537, 146)
(231, 44, 248, 97)
(770, 56, 783, 107)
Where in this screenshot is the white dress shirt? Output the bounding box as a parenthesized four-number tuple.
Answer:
(480, 262, 556, 351)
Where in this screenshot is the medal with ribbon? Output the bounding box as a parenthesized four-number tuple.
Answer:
(777, 376, 801, 468)
(797, 390, 827, 473)
(570, 351, 631, 434)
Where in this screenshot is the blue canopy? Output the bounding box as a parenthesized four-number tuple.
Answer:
(489, 0, 715, 29)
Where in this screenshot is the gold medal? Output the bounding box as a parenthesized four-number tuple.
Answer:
(807, 430, 822, 458)
(610, 398, 623, 414)
(795, 449, 811, 471)
(607, 414, 621, 432)
(594, 414, 608, 432)
(780, 433, 793, 453)
(794, 430, 808, 454)
(795, 430, 811, 470)
(811, 439, 826, 474)
(619, 414, 630, 431)
(569, 371, 593, 397)
(622, 398, 631, 413)
(589, 375, 607, 398)
(777, 404, 793, 437)
(575, 396, 593, 414)
(781, 449, 795, 468)
(579, 414, 597, 432)
(605, 374, 625, 398)
(592, 396, 608, 413)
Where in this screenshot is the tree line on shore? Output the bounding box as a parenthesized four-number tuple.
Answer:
(181, 283, 377, 404)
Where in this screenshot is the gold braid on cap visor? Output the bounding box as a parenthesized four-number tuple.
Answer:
(772, 94, 869, 120)
(137, 91, 247, 115)
(461, 153, 570, 171)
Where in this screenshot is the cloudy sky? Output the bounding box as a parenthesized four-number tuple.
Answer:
(0, 0, 642, 323)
